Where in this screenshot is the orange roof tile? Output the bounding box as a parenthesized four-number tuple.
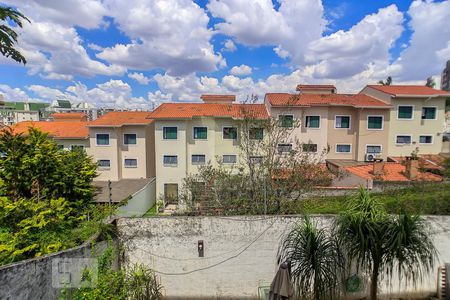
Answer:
(51, 112, 87, 119)
(12, 121, 88, 139)
(200, 95, 236, 102)
(296, 84, 336, 91)
(88, 111, 153, 127)
(366, 85, 450, 97)
(266, 93, 391, 108)
(388, 155, 445, 171)
(150, 103, 269, 119)
(345, 162, 442, 182)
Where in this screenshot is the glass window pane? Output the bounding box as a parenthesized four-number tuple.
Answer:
(422, 107, 436, 119)
(71, 145, 84, 151)
(192, 155, 206, 165)
(302, 143, 318, 152)
(193, 127, 207, 139)
(249, 128, 264, 140)
(277, 144, 292, 154)
(335, 116, 350, 128)
(249, 156, 263, 164)
(398, 106, 413, 119)
(368, 116, 383, 129)
(336, 144, 351, 153)
(222, 155, 237, 163)
(124, 134, 137, 145)
(223, 127, 237, 139)
(279, 115, 293, 127)
(96, 134, 109, 145)
(396, 136, 411, 144)
(163, 155, 178, 165)
(98, 160, 110, 168)
(306, 116, 320, 128)
(124, 158, 137, 168)
(163, 127, 177, 139)
(419, 136, 432, 144)
(366, 146, 381, 153)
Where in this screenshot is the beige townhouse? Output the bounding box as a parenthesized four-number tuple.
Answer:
(265, 85, 392, 162)
(87, 111, 155, 181)
(360, 85, 450, 156)
(150, 95, 268, 202)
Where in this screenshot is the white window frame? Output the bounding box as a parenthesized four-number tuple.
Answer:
(191, 154, 206, 165)
(395, 134, 413, 145)
(365, 144, 383, 154)
(97, 159, 111, 170)
(367, 115, 384, 130)
(124, 158, 138, 168)
(418, 134, 434, 145)
(123, 133, 137, 145)
(278, 114, 294, 128)
(222, 154, 237, 164)
(304, 115, 321, 129)
(397, 105, 415, 120)
(421, 106, 438, 120)
(335, 144, 352, 153)
(70, 144, 85, 151)
(162, 126, 178, 140)
(193, 126, 208, 140)
(334, 115, 351, 129)
(96, 133, 110, 146)
(163, 155, 178, 166)
(222, 126, 238, 140)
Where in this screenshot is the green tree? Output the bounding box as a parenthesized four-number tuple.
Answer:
(425, 76, 436, 88)
(378, 76, 392, 86)
(334, 187, 436, 300)
(0, 6, 29, 64)
(278, 216, 344, 300)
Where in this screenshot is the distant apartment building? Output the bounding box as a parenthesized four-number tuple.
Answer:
(150, 95, 268, 202)
(0, 101, 49, 125)
(360, 85, 450, 156)
(442, 60, 450, 91)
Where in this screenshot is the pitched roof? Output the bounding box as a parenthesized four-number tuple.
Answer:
(88, 111, 153, 127)
(366, 85, 450, 97)
(150, 103, 269, 119)
(345, 162, 442, 182)
(12, 121, 88, 139)
(388, 155, 445, 171)
(265, 93, 391, 108)
(296, 84, 336, 91)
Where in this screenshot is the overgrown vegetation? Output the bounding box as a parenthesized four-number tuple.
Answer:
(0, 128, 109, 265)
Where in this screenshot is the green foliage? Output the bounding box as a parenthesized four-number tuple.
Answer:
(378, 76, 392, 86)
(278, 216, 344, 300)
(443, 157, 450, 179)
(0, 6, 29, 64)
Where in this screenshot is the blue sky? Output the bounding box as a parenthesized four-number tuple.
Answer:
(0, 0, 449, 108)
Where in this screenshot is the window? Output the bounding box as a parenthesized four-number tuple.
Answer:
(124, 133, 137, 145)
(279, 115, 294, 128)
(222, 155, 237, 164)
(396, 135, 412, 144)
(71, 145, 84, 151)
(419, 135, 433, 144)
(192, 154, 206, 165)
(164, 183, 178, 203)
(98, 159, 111, 169)
(96, 134, 109, 145)
(277, 143, 292, 154)
(57, 145, 64, 150)
(223, 127, 237, 139)
(398, 106, 413, 119)
(305, 116, 320, 128)
(366, 145, 382, 154)
(163, 155, 178, 165)
(421, 107, 436, 120)
(163, 127, 177, 139)
(367, 116, 383, 130)
(335, 116, 350, 129)
(249, 128, 264, 140)
(249, 156, 263, 164)
(193, 127, 207, 139)
(302, 143, 318, 153)
(336, 144, 351, 153)
(124, 158, 137, 168)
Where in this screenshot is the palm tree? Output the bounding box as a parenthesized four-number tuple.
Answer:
(278, 216, 344, 300)
(0, 6, 29, 64)
(334, 187, 436, 300)
(378, 76, 392, 86)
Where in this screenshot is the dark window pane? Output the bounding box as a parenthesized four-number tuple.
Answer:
(279, 115, 293, 127)
(396, 135, 411, 144)
(249, 128, 264, 140)
(306, 116, 320, 128)
(222, 155, 237, 163)
(366, 146, 382, 153)
(193, 127, 207, 139)
(96, 134, 109, 145)
(419, 135, 433, 144)
(335, 116, 350, 128)
(302, 143, 318, 152)
(223, 127, 237, 139)
(421, 107, 436, 119)
(277, 144, 292, 154)
(163, 127, 177, 139)
(336, 144, 351, 153)
(398, 106, 413, 119)
(192, 154, 206, 165)
(163, 155, 178, 165)
(124, 134, 137, 145)
(368, 116, 383, 129)
(98, 160, 111, 168)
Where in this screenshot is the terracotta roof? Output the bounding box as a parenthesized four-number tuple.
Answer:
(150, 103, 269, 119)
(51, 112, 87, 119)
(296, 84, 336, 91)
(345, 162, 442, 182)
(266, 93, 391, 108)
(366, 85, 450, 97)
(388, 155, 445, 171)
(12, 121, 88, 139)
(88, 111, 153, 127)
(200, 95, 236, 102)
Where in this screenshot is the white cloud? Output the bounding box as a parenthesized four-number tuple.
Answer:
(128, 72, 151, 85)
(229, 64, 252, 76)
(0, 85, 36, 102)
(223, 39, 237, 52)
(97, 0, 225, 75)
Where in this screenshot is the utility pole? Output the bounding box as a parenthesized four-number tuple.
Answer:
(108, 180, 112, 218)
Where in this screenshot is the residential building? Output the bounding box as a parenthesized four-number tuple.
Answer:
(360, 85, 450, 156)
(50, 112, 88, 122)
(87, 111, 155, 181)
(265, 85, 391, 162)
(442, 60, 450, 91)
(150, 95, 268, 202)
(0, 101, 49, 125)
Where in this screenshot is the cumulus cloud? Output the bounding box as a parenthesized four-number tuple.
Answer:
(223, 39, 237, 52)
(229, 64, 252, 76)
(128, 72, 151, 85)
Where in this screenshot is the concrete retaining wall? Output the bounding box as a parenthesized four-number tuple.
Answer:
(117, 215, 450, 299)
(116, 178, 156, 217)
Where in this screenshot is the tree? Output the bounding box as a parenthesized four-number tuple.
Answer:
(278, 216, 344, 300)
(378, 76, 392, 86)
(334, 187, 436, 300)
(425, 76, 436, 88)
(0, 6, 29, 64)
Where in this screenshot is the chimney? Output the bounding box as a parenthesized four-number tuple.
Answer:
(405, 157, 419, 180)
(200, 94, 235, 104)
(372, 159, 385, 176)
(296, 84, 337, 95)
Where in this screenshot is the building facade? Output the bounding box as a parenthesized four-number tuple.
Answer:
(442, 60, 450, 91)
